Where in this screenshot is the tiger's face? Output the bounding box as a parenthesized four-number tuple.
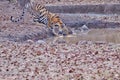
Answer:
(50, 16, 72, 36)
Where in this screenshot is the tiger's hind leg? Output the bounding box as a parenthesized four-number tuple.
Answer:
(33, 17, 39, 22)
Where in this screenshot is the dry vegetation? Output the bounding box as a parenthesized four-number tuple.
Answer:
(0, 40, 120, 80)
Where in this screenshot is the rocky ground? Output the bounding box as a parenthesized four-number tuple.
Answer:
(0, 40, 120, 80)
(0, 0, 120, 80)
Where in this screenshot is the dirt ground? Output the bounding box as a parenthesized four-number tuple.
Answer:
(0, 0, 120, 80)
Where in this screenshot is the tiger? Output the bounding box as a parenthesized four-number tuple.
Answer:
(10, 1, 72, 36)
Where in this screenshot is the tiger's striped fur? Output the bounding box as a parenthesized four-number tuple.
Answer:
(10, 2, 72, 36)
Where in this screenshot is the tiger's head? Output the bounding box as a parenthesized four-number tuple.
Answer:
(49, 15, 72, 36)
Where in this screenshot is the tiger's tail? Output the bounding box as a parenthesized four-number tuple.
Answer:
(10, 8, 26, 22)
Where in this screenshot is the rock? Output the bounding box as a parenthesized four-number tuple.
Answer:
(81, 24, 89, 32)
(36, 40, 46, 44)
